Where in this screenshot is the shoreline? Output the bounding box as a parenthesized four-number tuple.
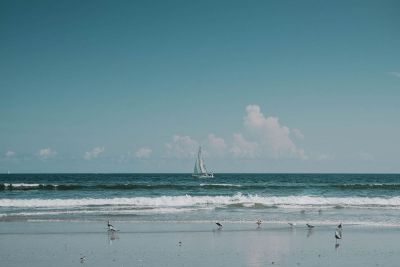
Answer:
(1, 221, 400, 267)
(3, 216, 400, 228)
(3, 219, 400, 230)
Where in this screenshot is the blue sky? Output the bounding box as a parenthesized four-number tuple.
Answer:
(1, 0, 399, 173)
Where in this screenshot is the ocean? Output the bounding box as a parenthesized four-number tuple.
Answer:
(1, 173, 399, 226)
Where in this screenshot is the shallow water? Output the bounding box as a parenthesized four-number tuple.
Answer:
(1, 221, 400, 267)
(1, 173, 399, 226)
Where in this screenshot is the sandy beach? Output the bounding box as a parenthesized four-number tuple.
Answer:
(1, 221, 399, 267)
(2, 0, 399, 265)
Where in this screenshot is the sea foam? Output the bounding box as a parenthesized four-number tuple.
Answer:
(1, 193, 400, 208)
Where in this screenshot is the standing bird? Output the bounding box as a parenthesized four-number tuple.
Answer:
(256, 220, 262, 227)
(80, 256, 86, 263)
(335, 230, 342, 244)
(306, 223, 315, 229)
(216, 222, 223, 229)
(107, 220, 117, 232)
(337, 222, 343, 238)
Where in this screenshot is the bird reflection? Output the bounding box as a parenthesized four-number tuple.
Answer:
(307, 229, 314, 238)
(107, 230, 119, 245)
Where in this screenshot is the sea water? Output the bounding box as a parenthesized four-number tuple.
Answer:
(1, 173, 399, 226)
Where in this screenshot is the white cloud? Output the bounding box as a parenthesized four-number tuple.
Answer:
(207, 134, 227, 155)
(135, 147, 152, 159)
(315, 153, 335, 161)
(161, 105, 306, 161)
(388, 72, 400, 78)
(292, 128, 304, 140)
(165, 135, 198, 158)
(84, 147, 105, 160)
(37, 148, 57, 160)
(241, 105, 306, 159)
(5, 151, 16, 158)
(230, 133, 258, 158)
(356, 152, 374, 161)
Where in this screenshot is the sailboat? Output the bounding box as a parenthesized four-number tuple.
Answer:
(192, 147, 214, 178)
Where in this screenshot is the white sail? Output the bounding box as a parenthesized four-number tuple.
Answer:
(193, 159, 199, 174)
(192, 147, 213, 178)
(200, 161, 207, 173)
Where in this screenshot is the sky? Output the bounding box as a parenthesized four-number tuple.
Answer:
(1, 0, 399, 173)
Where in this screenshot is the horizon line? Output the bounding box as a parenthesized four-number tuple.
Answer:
(1, 172, 399, 175)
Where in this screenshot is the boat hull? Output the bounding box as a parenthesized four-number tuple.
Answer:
(192, 173, 214, 178)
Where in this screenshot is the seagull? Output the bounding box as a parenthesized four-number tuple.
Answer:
(306, 223, 315, 229)
(80, 256, 86, 263)
(178, 241, 182, 246)
(107, 220, 117, 232)
(256, 220, 262, 227)
(288, 222, 296, 227)
(335, 230, 342, 244)
(337, 222, 342, 229)
(216, 222, 223, 229)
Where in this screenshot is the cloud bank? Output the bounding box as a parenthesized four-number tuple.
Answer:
(162, 105, 306, 160)
(5, 151, 16, 158)
(230, 133, 258, 158)
(240, 105, 306, 159)
(135, 147, 152, 159)
(84, 147, 105, 160)
(165, 135, 199, 158)
(207, 134, 227, 156)
(37, 148, 57, 160)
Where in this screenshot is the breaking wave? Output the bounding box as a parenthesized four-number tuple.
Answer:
(1, 193, 400, 209)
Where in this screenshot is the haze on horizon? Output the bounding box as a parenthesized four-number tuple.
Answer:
(1, 0, 399, 173)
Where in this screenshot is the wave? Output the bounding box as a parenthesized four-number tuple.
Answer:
(94, 183, 245, 190)
(3, 182, 400, 192)
(1, 193, 400, 208)
(2, 183, 41, 188)
(332, 184, 400, 189)
(0, 183, 247, 191)
(2, 207, 209, 217)
(200, 183, 242, 187)
(0, 183, 81, 190)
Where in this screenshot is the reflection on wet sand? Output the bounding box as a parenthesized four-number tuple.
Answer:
(107, 231, 119, 245)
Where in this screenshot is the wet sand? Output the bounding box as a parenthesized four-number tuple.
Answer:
(0, 222, 399, 267)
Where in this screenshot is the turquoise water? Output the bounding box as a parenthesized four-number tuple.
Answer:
(1, 173, 399, 225)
